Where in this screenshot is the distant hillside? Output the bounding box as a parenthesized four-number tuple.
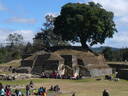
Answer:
(92, 46, 120, 53)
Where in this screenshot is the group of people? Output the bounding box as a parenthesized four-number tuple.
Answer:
(48, 85, 60, 92)
(41, 71, 64, 79)
(1, 80, 111, 96)
(30, 86, 47, 96)
(0, 83, 23, 96)
(0, 82, 23, 96)
(0, 81, 61, 96)
(26, 81, 48, 96)
(41, 71, 81, 80)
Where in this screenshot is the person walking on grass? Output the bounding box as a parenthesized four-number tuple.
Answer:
(26, 85, 30, 96)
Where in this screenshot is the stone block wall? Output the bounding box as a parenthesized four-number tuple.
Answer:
(16, 67, 32, 73)
(21, 60, 33, 67)
(61, 55, 72, 67)
(117, 69, 128, 80)
(31, 66, 43, 74)
(79, 67, 91, 77)
(31, 55, 60, 74)
(89, 68, 112, 77)
(0, 66, 9, 72)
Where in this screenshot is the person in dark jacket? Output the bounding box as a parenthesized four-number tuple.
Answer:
(26, 85, 30, 96)
(103, 89, 110, 96)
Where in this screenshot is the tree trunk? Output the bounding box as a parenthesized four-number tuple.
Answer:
(82, 43, 89, 49)
(80, 38, 93, 52)
(80, 37, 98, 55)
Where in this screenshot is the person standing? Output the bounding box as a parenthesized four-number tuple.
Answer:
(5, 85, 11, 96)
(29, 81, 34, 88)
(26, 85, 30, 96)
(15, 89, 19, 96)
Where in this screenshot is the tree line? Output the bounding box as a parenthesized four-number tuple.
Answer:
(102, 47, 128, 62)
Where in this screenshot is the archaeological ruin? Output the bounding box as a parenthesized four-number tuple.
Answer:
(16, 46, 112, 77)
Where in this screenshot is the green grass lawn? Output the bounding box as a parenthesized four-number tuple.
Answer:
(0, 78, 49, 85)
(0, 78, 128, 96)
(1, 60, 128, 96)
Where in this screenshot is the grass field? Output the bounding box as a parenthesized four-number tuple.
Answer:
(0, 78, 128, 96)
(0, 60, 128, 96)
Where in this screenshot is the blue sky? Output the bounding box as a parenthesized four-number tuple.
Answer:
(0, 0, 128, 48)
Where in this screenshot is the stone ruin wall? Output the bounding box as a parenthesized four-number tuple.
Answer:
(21, 60, 33, 67)
(31, 54, 61, 74)
(0, 66, 10, 72)
(57, 54, 112, 77)
(19, 50, 112, 77)
(89, 68, 112, 77)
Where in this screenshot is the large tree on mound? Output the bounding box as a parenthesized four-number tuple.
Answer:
(54, 2, 117, 50)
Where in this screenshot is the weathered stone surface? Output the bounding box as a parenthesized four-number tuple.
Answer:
(17, 49, 112, 77)
(15, 67, 32, 73)
(0, 66, 9, 72)
(89, 68, 112, 77)
(15, 73, 32, 80)
(0, 73, 32, 80)
(0, 74, 7, 80)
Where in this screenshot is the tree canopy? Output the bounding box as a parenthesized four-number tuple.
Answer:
(102, 47, 113, 61)
(6, 33, 24, 46)
(34, 14, 70, 50)
(54, 2, 117, 50)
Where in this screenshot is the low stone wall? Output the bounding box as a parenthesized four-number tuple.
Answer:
(117, 69, 128, 80)
(108, 63, 128, 72)
(0, 73, 32, 80)
(89, 68, 112, 77)
(16, 67, 32, 73)
(0, 66, 9, 72)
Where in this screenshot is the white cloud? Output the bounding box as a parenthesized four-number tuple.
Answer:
(91, 0, 128, 17)
(0, 28, 35, 44)
(6, 17, 37, 24)
(112, 31, 128, 43)
(14, 30, 35, 42)
(119, 17, 128, 24)
(0, 3, 7, 11)
(92, 31, 128, 48)
(44, 12, 58, 17)
(44, 12, 59, 22)
(116, 16, 128, 26)
(0, 28, 13, 44)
